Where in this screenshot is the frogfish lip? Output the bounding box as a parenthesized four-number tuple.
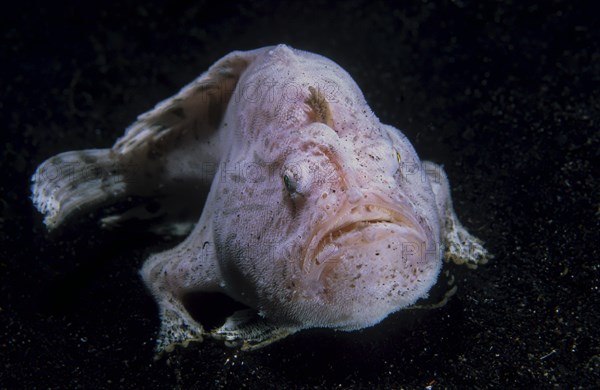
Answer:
(301, 195, 427, 279)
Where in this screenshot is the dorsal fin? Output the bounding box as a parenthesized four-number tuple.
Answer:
(305, 86, 334, 128)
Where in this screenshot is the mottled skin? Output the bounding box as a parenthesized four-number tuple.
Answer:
(32, 45, 489, 353)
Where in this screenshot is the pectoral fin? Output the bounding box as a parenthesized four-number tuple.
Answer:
(423, 161, 491, 268)
(212, 309, 295, 350)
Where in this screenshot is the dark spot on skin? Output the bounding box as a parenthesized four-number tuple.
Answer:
(219, 71, 238, 80)
(155, 125, 169, 134)
(168, 106, 186, 119)
(194, 83, 214, 93)
(207, 97, 223, 129)
(78, 153, 97, 164)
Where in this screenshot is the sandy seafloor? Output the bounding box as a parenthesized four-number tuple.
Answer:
(1, 1, 598, 388)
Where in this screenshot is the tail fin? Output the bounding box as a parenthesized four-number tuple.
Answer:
(31, 149, 127, 229)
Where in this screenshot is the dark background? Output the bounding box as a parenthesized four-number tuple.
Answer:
(1, 0, 598, 388)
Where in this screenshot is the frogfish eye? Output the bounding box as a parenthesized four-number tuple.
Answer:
(283, 174, 297, 194)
